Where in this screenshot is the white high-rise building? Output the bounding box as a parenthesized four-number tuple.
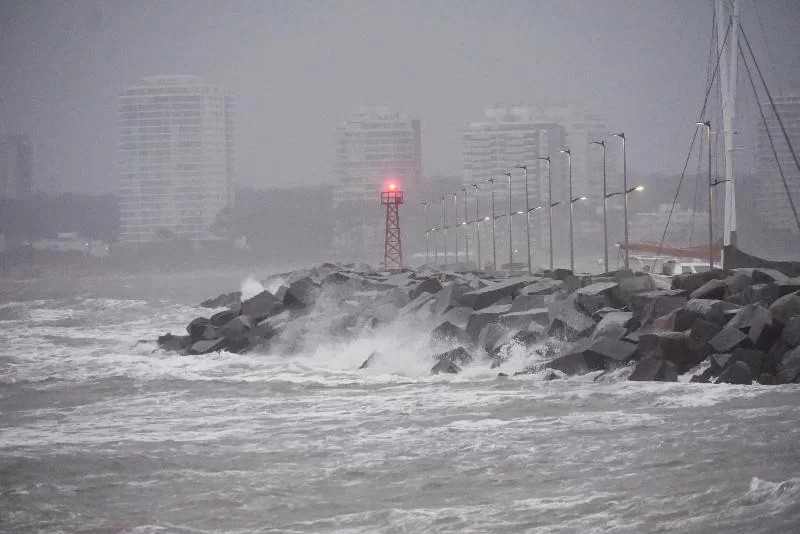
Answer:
(754, 93, 800, 234)
(118, 76, 234, 243)
(333, 106, 422, 261)
(462, 106, 565, 263)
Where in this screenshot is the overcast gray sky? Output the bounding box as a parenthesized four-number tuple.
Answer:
(1, 0, 799, 194)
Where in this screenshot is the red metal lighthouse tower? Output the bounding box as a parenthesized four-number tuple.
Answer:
(381, 182, 404, 271)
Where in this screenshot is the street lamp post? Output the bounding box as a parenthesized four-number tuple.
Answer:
(505, 171, 513, 271)
(560, 149, 574, 272)
(471, 184, 481, 271)
(453, 193, 459, 267)
(536, 156, 554, 271)
(516, 165, 532, 275)
(432, 223, 438, 266)
(488, 177, 497, 271)
(612, 133, 628, 268)
(590, 141, 608, 272)
(421, 201, 430, 265)
(441, 196, 447, 267)
(461, 188, 469, 268)
(697, 121, 713, 268)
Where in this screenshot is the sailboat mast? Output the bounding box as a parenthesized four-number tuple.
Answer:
(716, 0, 742, 253)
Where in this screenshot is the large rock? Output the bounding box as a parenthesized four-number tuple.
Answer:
(715, 361, 754, 385)
(575, 281, 620, 315)
(593, 311, 634, 341)
(672, 269, 728, 294)
(479, 323, 515, 353)
(630, 289, 688, 326)
(284, 277, 319, 308)
(726, 304, 776, 348)
(614, 274, 657, 306)
(200, 291, 241, 309)
(499, 308, 549, 330)
(652, 307, 701, 332)
(430, 321, 471, 347)
(409, 277, 443, 301)
(629, 358, 678, 382)
(690, 278, 727, 300)
(462, 279, 531, 310)
(510, 294, 550, 313)
(157, 333, 191, 352)
(685, 298, 726, 325)
(709, 326, 751, 353)
(768, 291, 800, 326)
(635, 331, 704, 373)
(430, 283, 464, 316)
(220, 315, 254, 338)
(241, 290, 283, 320)
(209, 308, 240, 327)
(430, 346, 473, 375)
(585, 337, 638, 364)
(545, 350, 605, 375)
(781, 316, 800, 347)
(187, 337, 229, 355)
(728, 347, 767, 376)
(548, 297, 596, 341)
(776, 346, 800, 383)
(518, 278, 564, 296)
(187, 317, 212, 342)
(465, 304, 510, 342)
(359, 351, 382, 369)
(727, 283, 780, 306)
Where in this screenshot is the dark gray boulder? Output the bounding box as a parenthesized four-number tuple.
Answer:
(430, 346, 473, 375)
(758, 373, 777, 385)
(593, 311, 634, 341)
(575, 281, 620, 315)
(187, 337, 229, 355)
(284, 277, 319, 308)
(780, 316, 800, 347)
(614, 274, 656, 306)
(518, 278, 564, 296)
(430, 283, 464, 316)
(409, 277, 443, 301)
(220, 315, 253, 338)
(768, 291, 800, 326)
(690, 279, 727, 300)
(359, 351, 382, 369)
(709, 326, 752, 353)
(629, 358, 678, 382)
(187, 317, 212, 342)
(157, 333, 191, 352)
(209, 308, 240, 327)
(200, 291, 241, 309)
(465, 304, 511, 342)
(776, 346, 800, 383)
(241, 290, 283, 320)
(672, 269, 728, 294)
(715, 361, 753, 385)
(510, 294, 549, 312)
(685, 298, 726, 325)
(499, 308, 549, 330)
(548, 298, 596, 341)
(630, 289, 688, 325)
(728, 283, 780, 306)
(430, 321, 471, 347)
(545, 350, 606, 375)
(635, 331, 704, 373)
(728, 347, 767, 376)
(462, 279, 531, 310)
(652, 307, 702, 332)
(585, 337, 638, 364)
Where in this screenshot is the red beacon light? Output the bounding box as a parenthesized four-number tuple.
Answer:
(388, 183, 396, 191)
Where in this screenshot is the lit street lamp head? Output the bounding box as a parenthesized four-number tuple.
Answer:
(560, 149, 571, 155)
(590, 140, 604, 147)
(612, 132, 625, 139)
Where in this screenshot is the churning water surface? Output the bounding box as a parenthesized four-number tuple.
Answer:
(1, 269, 799, 533)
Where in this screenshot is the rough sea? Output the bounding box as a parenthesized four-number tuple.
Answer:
(1, 268, 799, 533)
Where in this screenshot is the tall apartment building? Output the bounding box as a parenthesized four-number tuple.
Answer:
(333, 106, 422, 262)
(0, 134, 33, 200)
(754, 92, 800, 234)
(118, 76, 234, 243)
(462, 106, 565, 266)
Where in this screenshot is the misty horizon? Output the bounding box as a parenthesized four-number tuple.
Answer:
(2, 0, 799, 195)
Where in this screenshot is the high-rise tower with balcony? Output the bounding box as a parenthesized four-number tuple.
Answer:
(333, 106, 422, 261)
(118, 76, 234, 243)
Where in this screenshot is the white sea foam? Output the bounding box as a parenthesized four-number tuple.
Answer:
(239, 275, 265, 301)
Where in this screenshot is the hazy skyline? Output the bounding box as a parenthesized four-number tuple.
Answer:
(1, 0, 799, 194)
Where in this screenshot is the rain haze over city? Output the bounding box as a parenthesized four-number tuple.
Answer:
(2, 1, 800, 532)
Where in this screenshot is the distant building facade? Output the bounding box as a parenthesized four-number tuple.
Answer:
(0, 134, 33, 200)
(332, 106, 422, 262)
(754, 92, 800, 234)
(461, 106, 565, 266)
(118, 76, 234, 243)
